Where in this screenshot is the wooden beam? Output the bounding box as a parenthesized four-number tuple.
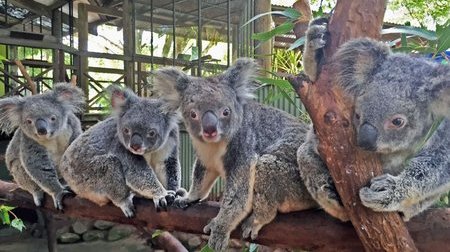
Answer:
(85, 5, 122, 18)
(122, 0, 135, 88)
(8, 0, 52, 18)
(0, 180, 448, 251)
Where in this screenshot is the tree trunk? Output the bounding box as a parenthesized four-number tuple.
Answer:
(291, 0, 418, 251)
(1, 180, 448, 251)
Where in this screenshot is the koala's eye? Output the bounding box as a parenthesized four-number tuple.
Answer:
(123, 128, 130, 135)
(385, 114, 407, 130)
(50, 115, 57, 121)
(355, 113, 361, 120)
(222, 107, 231, 117)
(391, 118, 405, 127)
(26, 119, 33, 124)
(190, 110, 198, 120)
(148, 129, 156, 138)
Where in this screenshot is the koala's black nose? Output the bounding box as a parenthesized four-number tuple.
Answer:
(130, 133, 143, 151)
(357, 122, 378, 151)
(35, 119, 48, 136)
(202, 111, 218, 137)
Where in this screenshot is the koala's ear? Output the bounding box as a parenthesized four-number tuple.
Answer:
(334, 38, 391, 95)
(152, 67, 190, 112)
(222, 58, 258, 102)
(107, 85, 139, 113)
(0, 96, 25, 134)
(419, 65, 450, 118)
(52, 83, 86, 114)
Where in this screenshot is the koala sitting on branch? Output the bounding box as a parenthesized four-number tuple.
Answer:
(59, 86, 184, 217)
(0, 83, 85, 210)
(153, 59, 324, 251)
(299, 20, 450, 221)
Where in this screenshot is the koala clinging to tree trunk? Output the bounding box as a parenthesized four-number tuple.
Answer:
(0, 83, 85, 210)
(59, 85, 184, 217)
(299, 20, 450, 221)
(153, 59, 328, 251)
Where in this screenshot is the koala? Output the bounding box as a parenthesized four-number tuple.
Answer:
(59, 86, 183, 217)
(0, 83, 85, 210)
(153, 59, 321, 251)
(298, 20, 450, 221)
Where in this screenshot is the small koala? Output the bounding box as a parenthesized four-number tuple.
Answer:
(59, 86, 183, 217)
(0, 83, 85, 210)
(298, 20, 450, 221)
(153, 59, 320, 251)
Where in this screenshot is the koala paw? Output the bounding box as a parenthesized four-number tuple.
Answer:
(176, 188, 188, 198)
(173, 196, 199, 209)
(359, 174, 401, 212)
(204, 218, 230, 251)
(317, 184, 349, 221)
(52, 188, 73, 211)
(165, 190, 177, 206)
(153, 195, 169, 212)
(32, 191, 44, 207)
(241, 217, 261, 240)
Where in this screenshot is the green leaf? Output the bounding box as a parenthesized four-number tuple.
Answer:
(0, 205, 16, 212)
(401, 33, 408, 47)
(256, 77, 292, 90)
(287, 36, 306, 50)
(151, 229, 163, 238)
(241, 8, 300, 28)
(10, 218, 25, 232)
(199, 245, 214, 252)
(382, 26, 437, 41)
(252, 22, 294, 42)
(248, 243, 258, 252)
(1, 211, 10, 224)
(436, 21, 450, 53)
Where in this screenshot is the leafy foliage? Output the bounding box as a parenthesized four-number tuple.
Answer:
(390, 0, 450, 26)
(0, 205, 25, 232)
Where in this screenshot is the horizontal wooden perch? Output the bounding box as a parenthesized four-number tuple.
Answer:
(1, 180, 449, 251)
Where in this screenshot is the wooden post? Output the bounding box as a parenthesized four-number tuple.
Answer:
(291, 0, 418, 251)
(78, 3, 89, 100)
(254, 0, 272, 73)
(123, 0, 135, 89)
(51, 9, 63, 83)
(14, 60, 37, 95)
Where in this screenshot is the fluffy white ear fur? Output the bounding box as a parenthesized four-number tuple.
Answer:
(222, 58, 258, 102)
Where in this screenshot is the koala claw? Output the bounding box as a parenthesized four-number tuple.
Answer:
(121, 206, 136, 218)
(32, 191, 44, 207)
(317, 184, 349, 221)
(153, 196, 168, 212)
(204, 219, 229, 251)
(173, 197, 198, 209)
(165, 191, 176, 206)
(53, 189, 73, 211)
(241, 219, 260, 240)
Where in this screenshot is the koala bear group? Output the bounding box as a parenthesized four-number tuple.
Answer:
(0, 19, 449, 251)
(0, 83, 185, 218)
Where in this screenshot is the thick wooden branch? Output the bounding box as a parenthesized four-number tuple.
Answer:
(291, 0, 419, 251)
(1, 180, 449, 251)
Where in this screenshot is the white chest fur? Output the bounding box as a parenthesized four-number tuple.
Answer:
(144, 137, 176, 189)
(39, 128, 73, 165)
(191, 138, 227, 177)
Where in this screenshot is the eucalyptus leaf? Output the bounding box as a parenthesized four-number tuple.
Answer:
(11, 218, 25, 232)
(252, 22, 295, 42)
(288, 36, 306, 51)
(436, 21, 450, 53)
(381, 26, 437, 41)
(240, 8, 300, 29)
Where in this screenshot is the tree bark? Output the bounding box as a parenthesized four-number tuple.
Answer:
(291, 0, 418, 251)
(1, 180, 449, 251)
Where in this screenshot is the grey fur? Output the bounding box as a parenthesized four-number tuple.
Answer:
(300, 20, 450, 221)
(0, 83, 85, 210)
(59, 85, 183, 217)
(153, 59, 318, 251)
